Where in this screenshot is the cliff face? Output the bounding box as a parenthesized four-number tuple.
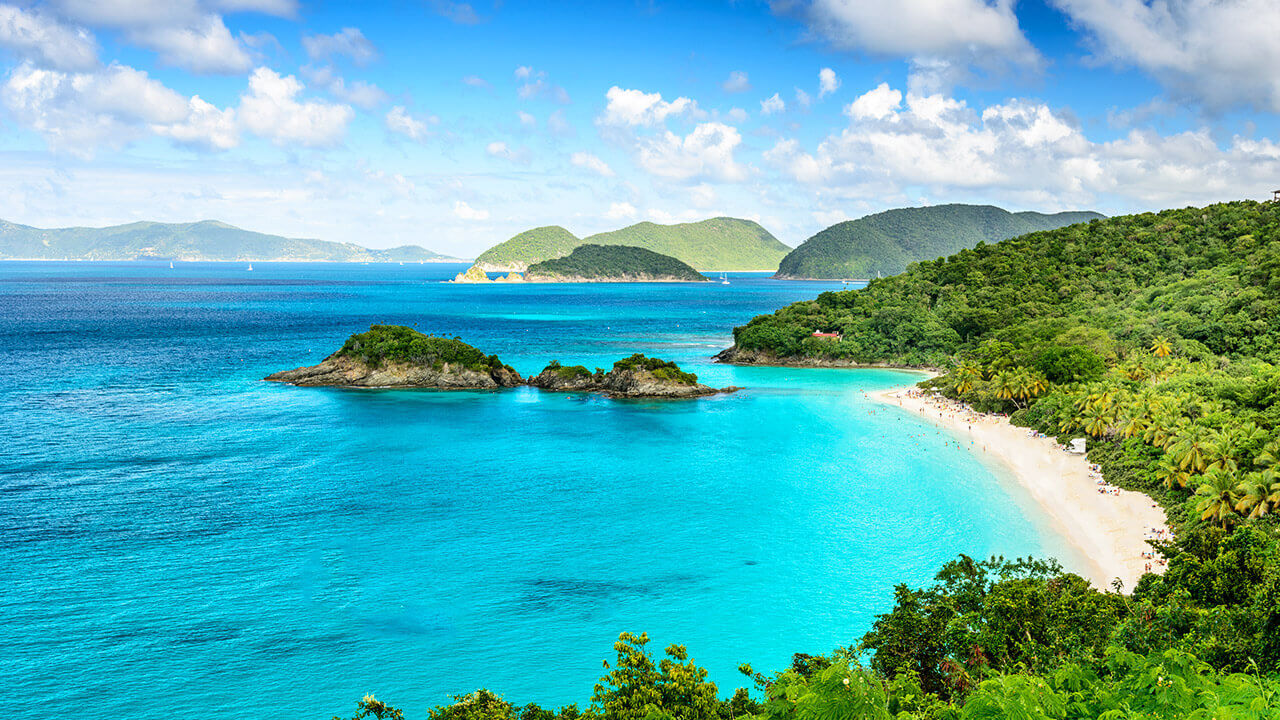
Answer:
(528, 363, 722, 398)
(265, 354, 524, 389)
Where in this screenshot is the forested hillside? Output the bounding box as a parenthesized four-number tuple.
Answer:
(774, 204, 1102, 279)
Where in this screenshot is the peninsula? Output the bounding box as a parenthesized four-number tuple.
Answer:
(264, 325, 523, 389)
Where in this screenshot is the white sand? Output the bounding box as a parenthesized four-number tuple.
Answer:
(873, 381, 1170, 591)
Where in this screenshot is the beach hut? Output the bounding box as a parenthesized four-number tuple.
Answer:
(1068, 438, 1087, 454)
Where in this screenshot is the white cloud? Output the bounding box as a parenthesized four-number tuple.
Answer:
(141, 14, 250, 73)
(384, 105, 435, 141)
(760, 92, 785, 115)
(798, 0, 1040, 88)
(302, 27, 377, 66)
(2, 61, 237, 154)
(303, 65, 386, 110)
(726, 107, 748, 123)
(722, 70, 751, 93)
(764, 82, 1280, 209)
(845, 82, 902, 120)
(547, 108, 573, 137)
(636, 121, 749, 183)
(571, 151, 614, 177)
(599, 86, 696, 127)
(605, 201, 637, 219)
(462, 74, 490, 89)
(238, 67, 353, 147)
(1050, 0, 1280, 112)
(486, 140, 530, 164)
(517, 110, 536, 127)
(453, 200, 489, 220)
(819, 67, 840, 97)
(211, 0, 298, 16)
(0, 4, 98, 71)
(428, 0, 481, 24)
(795, 88, 811, 109)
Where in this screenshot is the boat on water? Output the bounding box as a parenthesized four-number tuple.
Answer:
(169, 262, 174, 269)
(719, 272, 730, 285)
(247, 264, 253, 271)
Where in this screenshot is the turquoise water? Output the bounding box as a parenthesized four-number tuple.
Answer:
(1, 262, 1080, 718)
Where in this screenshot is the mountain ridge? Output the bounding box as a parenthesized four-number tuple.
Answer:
(0, 218, 462, 263)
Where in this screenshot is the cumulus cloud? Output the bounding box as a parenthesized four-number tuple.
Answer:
(795, 0, 1040, 89)
(605, 201, 637, 219)
(486, 140, 530, 164)
(1050, 0, 1280, 112)
(453, 200, 488, 220)
(0, 4, 98, 71)
(1, 61, 235, 154)
(303, 27, 377, 65)
(764, 81, 1280, 208)
(141, 14, 250, 73)
(818, 67, 840, 97)
(303, 65, 387, 110)
(384, 105, 436, 141)
(726, 107, 748, 123)
(599, 86, 696, 127)
(795, 88, 812, 109)
(760, 92, 785, 115)
(636, 122, 749, 183)
(238, 67, 353, 147)
(570, 151, 614, 177)
(722, 70, 751, 93)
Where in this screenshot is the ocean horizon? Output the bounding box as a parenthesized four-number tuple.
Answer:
(2, 261, 1085, 718)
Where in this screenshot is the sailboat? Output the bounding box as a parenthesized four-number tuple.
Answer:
(247, 263, 253, 271)
(719, 272, 730, 285)
(169, 261, 174, 269)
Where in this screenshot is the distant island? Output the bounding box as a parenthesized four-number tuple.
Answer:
(453, 245, 708, 283)
(0, 218, 463, 263)
(265, 325, 523, 389)
(529, 354, 725, 398)
(268, 325, 727, 397)
(774, 204, 1103, 279)
(474, 217, 789, 272)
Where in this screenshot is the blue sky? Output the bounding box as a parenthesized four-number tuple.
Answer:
(1, 0, 1277, 256)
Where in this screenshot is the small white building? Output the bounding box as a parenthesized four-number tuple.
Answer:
(1068, 438, 1087, 455)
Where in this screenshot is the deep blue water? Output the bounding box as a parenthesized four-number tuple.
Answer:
(1, 262, 1081, 718)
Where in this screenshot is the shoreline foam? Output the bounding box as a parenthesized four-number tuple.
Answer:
(872, 379, 1169, 592)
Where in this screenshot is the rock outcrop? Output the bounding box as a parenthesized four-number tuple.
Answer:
(528, 356, 727, 398)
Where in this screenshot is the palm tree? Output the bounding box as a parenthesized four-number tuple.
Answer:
(1025, 371, 1047, 398)
(1205, 428, 1239, 475)
(953, 361, 981, 395)
(1156, 458, 1191, 491)
(1143, 412, 1184, 449)
(992, 370, 1018, 403)
(1117, 411, 1149, 439)
(1256, 440, 1279, 469)
(1194, 469, 1241, 528)
(1150, 336, 1173, 358)
(1234, 469, 1280, 519)
(1081, 405, 1114, 438)
(1168, 425, 1215, 473)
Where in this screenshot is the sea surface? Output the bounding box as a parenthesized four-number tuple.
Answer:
(0, 262, 1084, 718)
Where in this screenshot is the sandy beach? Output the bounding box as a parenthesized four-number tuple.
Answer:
(873, 382, 1170, 591)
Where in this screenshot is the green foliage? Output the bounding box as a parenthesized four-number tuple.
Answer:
(774, 204, 1102, 279)
(544, 360, 594, 380)
(474, 226, 581, 268)
(336, 325, 513, 374)
(1036, 346, 1106, 384)
(612, 354, 698, 385)
(526, 245, 707, 282)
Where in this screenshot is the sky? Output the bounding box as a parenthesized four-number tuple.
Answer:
(0, 0, 1278, 256)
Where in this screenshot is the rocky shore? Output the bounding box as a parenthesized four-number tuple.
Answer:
(265, 354, 523, 389)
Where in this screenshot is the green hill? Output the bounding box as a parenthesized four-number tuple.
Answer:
(475, 217, 789, 272)
(473, 226, 581, 271)
(774, 204, 1103, 279)
(525, 244, 707, 282)
(0, 218, 461, 262)
(582, 217, 788, 271)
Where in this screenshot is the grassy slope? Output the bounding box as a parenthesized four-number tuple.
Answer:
(774, 204, 1103, 279)
(582, 217, 789, 271)
(0, 219, 456, 262)
(525, 244, 706, 281)
(473, 226, 581, 268)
